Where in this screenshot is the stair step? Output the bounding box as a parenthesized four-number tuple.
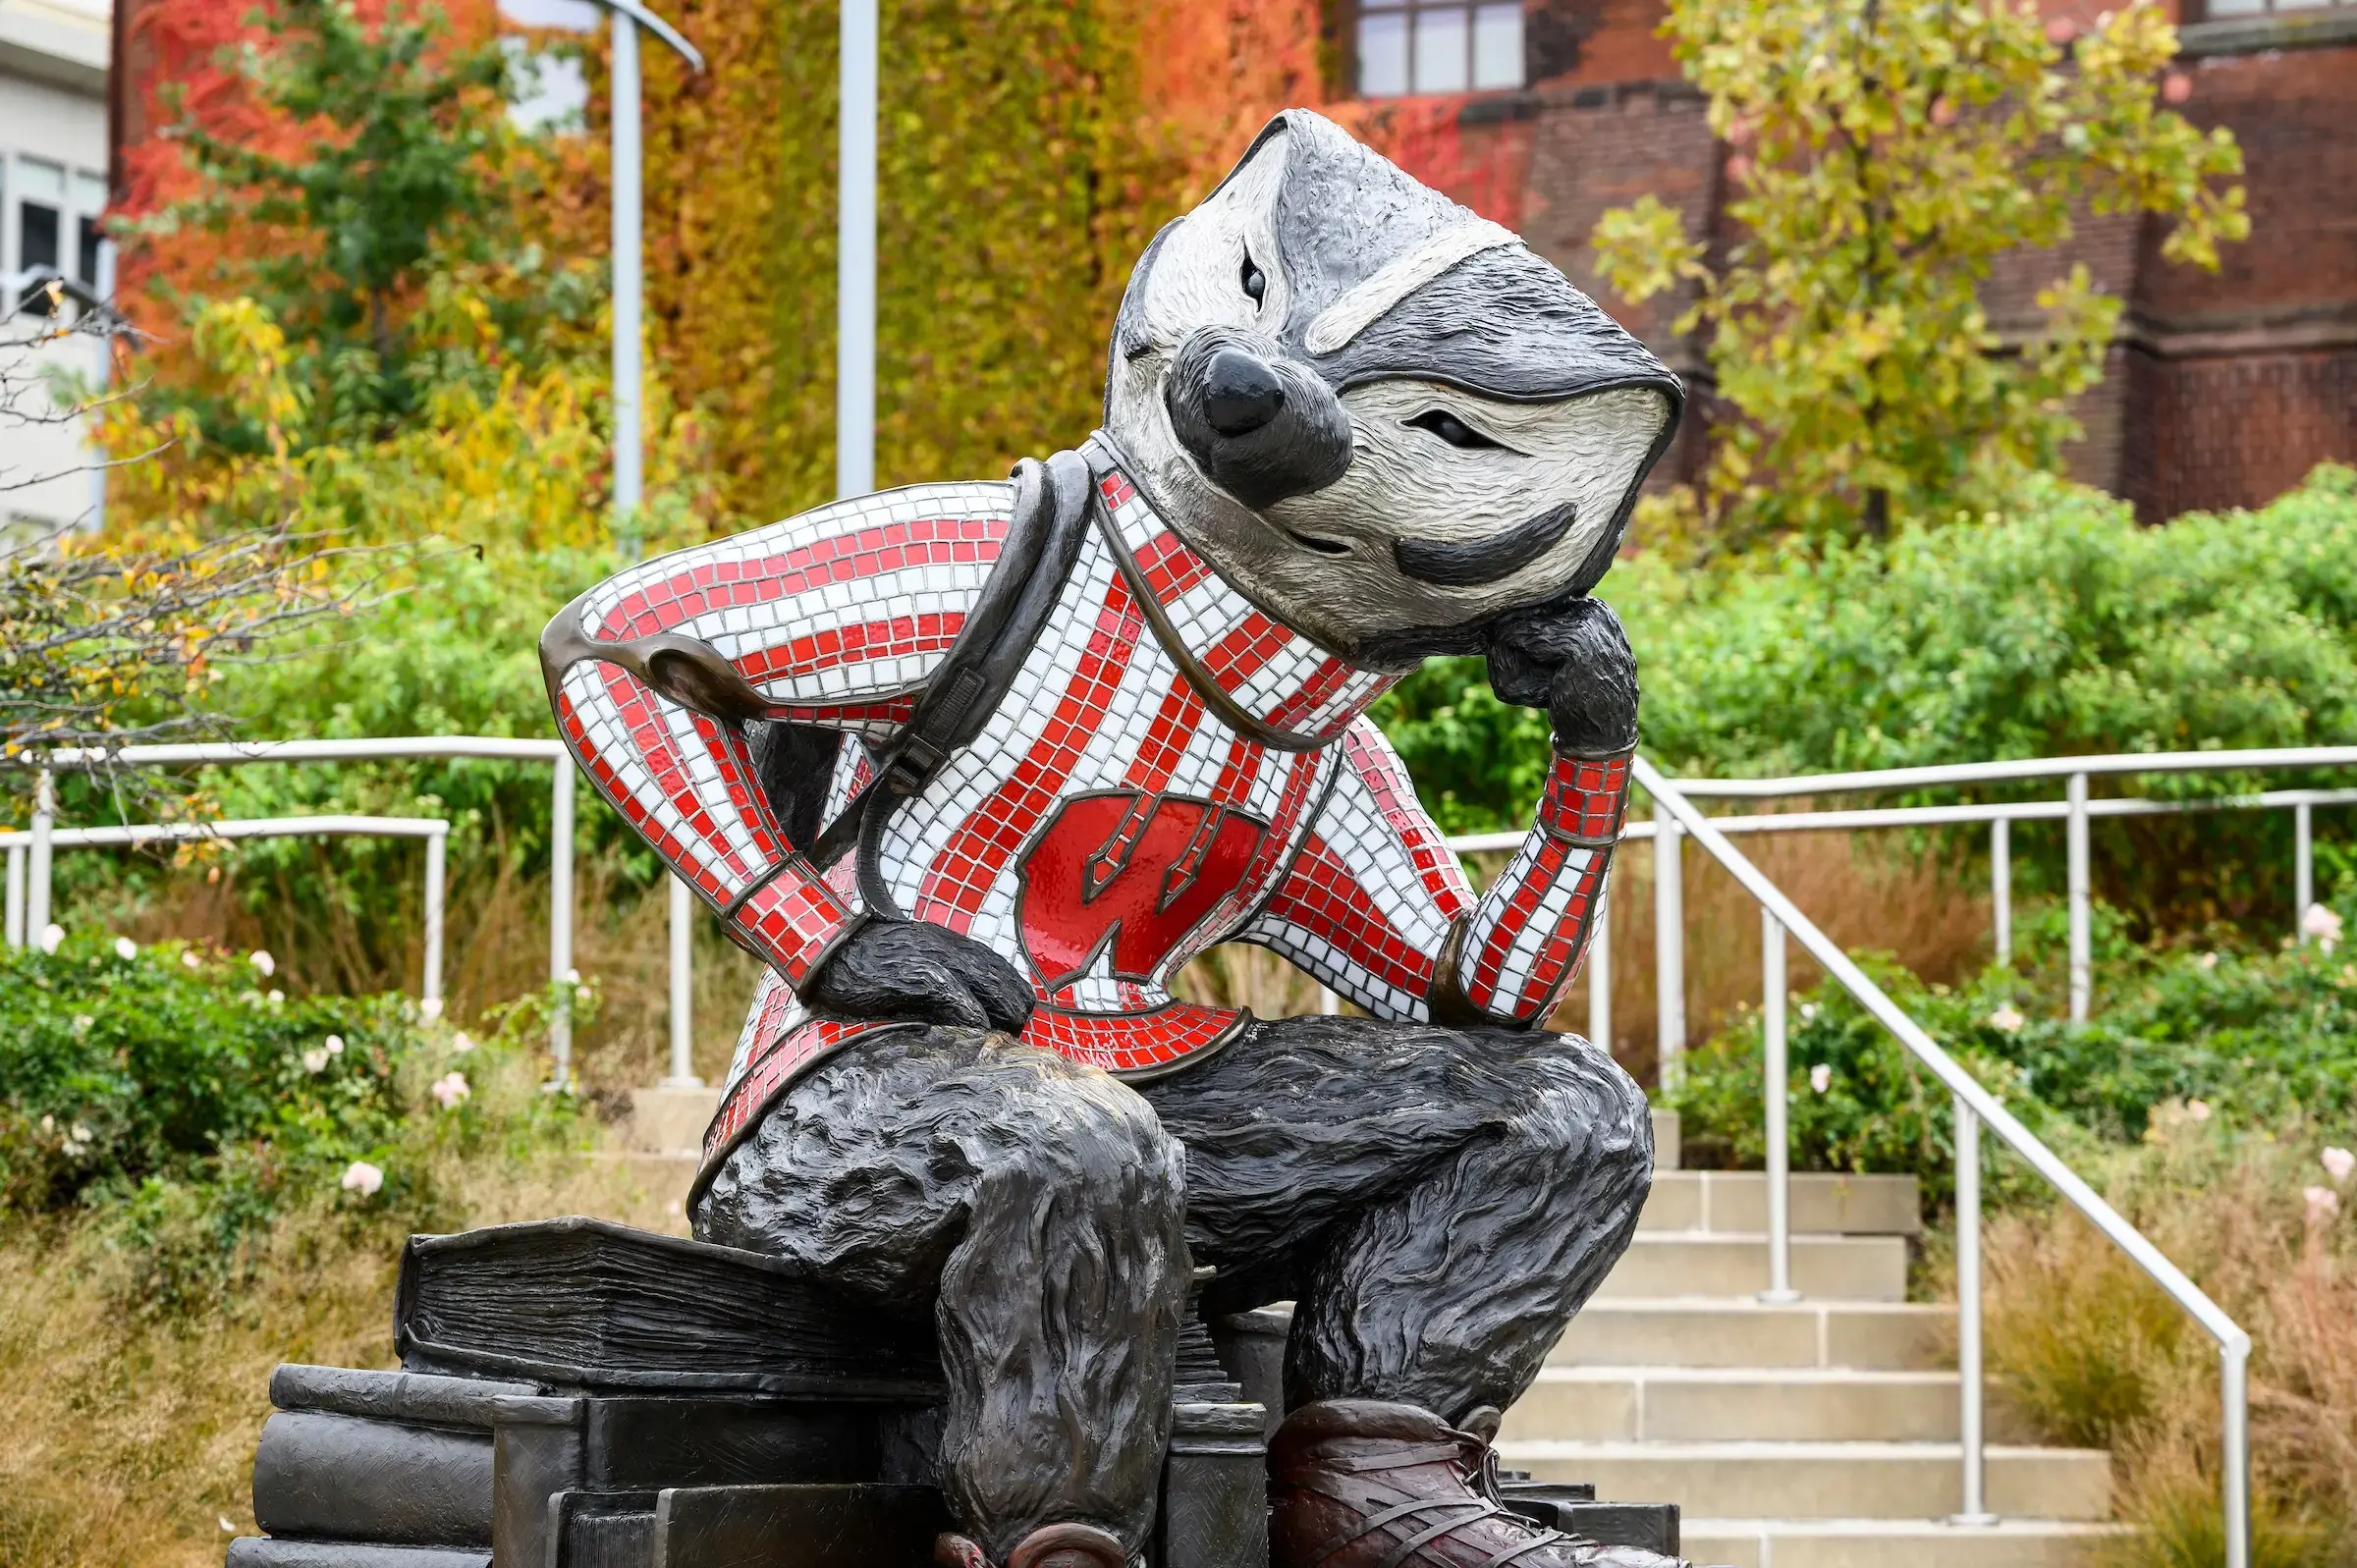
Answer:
(1594, 1234, 1910, 1303)
(1498, 1441, 2112, 1523)
(1680, 1518, 2130, 1568)
(1554, 1300, 1949, 1370)
(1505, 1367, 1959, 1443)
(1638, 1172, 1920, 1236)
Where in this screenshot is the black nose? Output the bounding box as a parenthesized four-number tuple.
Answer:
(1201, 350, 1286, 436)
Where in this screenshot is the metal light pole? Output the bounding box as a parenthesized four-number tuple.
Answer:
(586, 0, 703, 537)
(501, 1, 701, 1085)
(594, 3, 701, 1083)
(87, 240, 117, 532)
(839, 0, 878, 499)
(610, 10, 643, 534)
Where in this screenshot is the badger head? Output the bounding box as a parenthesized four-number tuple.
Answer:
(1102, 109, 1682, 667)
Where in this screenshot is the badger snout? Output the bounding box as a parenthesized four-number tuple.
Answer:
(1165, 328, 1352, 510)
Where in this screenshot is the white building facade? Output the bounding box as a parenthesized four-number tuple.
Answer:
(0, 0, 110, 536)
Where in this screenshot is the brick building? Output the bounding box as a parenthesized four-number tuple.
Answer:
(1350, 0, 2357, 518)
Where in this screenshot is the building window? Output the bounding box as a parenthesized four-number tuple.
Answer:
(14, 157, 65, 315)
(1357, 2, 1525, 98)
(5, 157, 108, 314)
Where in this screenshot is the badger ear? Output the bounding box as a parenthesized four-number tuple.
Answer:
(1212, 113, 1296, 197)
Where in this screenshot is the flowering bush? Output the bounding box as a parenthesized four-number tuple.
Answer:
(0, 931, 415, 1212)
(0, 928, 583, 1307)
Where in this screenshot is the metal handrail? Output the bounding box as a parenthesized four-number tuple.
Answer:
(18, 738, 576, 1077)
(4, 814, 451, 1007)
(36, 737, 566, 767)
(1445, 785, 2357, 850)
(1628, 757, 2251, 1562)
(1664, 745, 2357, 798)
(1446, 780, 2356, 1055)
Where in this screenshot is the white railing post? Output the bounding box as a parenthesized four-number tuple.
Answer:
(1990, 817, 2010, 968)
(1587, 878, 1613, 1052)
(27, 769, 55, 940)
(1654, 796, 1684, 1089)
(1761, 905, 1797, 1303)
(2223, 1339, 2251, 1568)
(422, 825, 447, 1010)
(665, 871, 699, 1087)
(5, 842, 23, 948)
(1317, 985, 1341, 1015)
(2294, 799, 2313, 944)
(549, 755, 576, 1086)
(1951, 1096, 1996, 1524)
(2067, 772, 2091, 1022)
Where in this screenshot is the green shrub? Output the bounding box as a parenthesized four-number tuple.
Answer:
(0, 931, 411, 1212)
(1664, 882, 2357, 1206)
(0, 928, 586, 1308)
(1378, 464, 2357, 924)
(50, 542, 665, 1000)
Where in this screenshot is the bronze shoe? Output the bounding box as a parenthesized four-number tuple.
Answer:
(1270, 1398, 1692, 1568)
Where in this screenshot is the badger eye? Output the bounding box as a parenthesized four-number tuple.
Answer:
(1407, 409, 1505, 450)
(1240, 251, 1266, 306)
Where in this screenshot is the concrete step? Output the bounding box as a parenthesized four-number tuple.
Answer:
(1553, 1299, 1950, 1371)
(1504, 1367, 1960, 1443)
(1653, 1108, 1680, 1171)
(1681, 1518, 2130, 1568)
(1638, 1172, 1919, 1236)
(1499, 1440, 2112, 1523)
(1593, 1234, 1911, 1303)
(626, 1083, 721, 1155)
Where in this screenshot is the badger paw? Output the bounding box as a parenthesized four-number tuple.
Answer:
(803, 917, 1036, 1034)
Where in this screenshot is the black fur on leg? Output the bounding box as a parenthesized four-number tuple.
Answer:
(1141, 1012, 1654, 1426)
(695, 1026, 1187, 1561)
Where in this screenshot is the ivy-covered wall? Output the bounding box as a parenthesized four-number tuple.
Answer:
(115, 0, 1534, 535)
(612, 0, 1334, 527)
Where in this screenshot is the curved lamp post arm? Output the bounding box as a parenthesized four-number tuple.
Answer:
(582, 0, 703, 71)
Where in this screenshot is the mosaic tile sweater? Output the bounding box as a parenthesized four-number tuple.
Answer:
(549, 437, 1630, 1177)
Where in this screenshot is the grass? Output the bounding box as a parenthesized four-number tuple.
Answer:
(0, 1043, 683, 1568)
(1972, 1119, 2357, 1565)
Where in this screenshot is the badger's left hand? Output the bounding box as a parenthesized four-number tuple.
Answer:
(1483, 597, 1640, 757)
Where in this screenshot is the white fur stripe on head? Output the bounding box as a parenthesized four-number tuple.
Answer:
(1303, 219, 1523, 355)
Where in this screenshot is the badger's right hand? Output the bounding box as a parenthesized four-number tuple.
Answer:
(1482, 596, 1640, 758)
(800, 916, 1037, 1034)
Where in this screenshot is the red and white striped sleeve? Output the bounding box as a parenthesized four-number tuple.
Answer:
(547, 482, 1012, 983)
(1453, 749, 1630, 1025)
(1239, 720, 1628, 1029)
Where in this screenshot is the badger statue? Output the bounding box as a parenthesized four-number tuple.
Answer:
(542, 110, 1687, 1568)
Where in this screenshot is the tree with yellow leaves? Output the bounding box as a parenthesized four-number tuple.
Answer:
(1592, 0, 2247, 540)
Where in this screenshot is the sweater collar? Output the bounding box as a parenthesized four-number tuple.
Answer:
(1079, 433, 1397, 746)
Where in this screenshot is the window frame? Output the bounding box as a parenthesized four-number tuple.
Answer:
(1347, 0, 1530, 101)
(3, 152, 109, 315)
